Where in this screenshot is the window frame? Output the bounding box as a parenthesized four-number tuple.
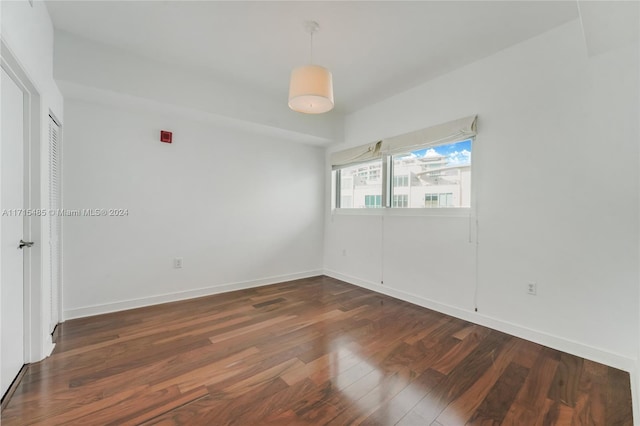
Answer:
(333, 136, 475, 217)
(334, 157, 385, 210)
(392, 194, 409, 208)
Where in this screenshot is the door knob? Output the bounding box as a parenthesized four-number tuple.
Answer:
(19, 240, 34, 249)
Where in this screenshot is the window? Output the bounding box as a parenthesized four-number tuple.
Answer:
(424, 193, 453, 207)
(335, 159, 383, 209)
(392, 194, 408, 208)
(353, 163, 382, 183)
(393, 175, 409, 187)
(334, 139, 472, 209)
(331, 115, 476, 210)
(424, 193, 438, 207)
(391, 139, 472, 208)
(365, 195, 382, 208)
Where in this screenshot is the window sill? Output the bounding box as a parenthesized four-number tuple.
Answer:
(332, 207, 472, 218)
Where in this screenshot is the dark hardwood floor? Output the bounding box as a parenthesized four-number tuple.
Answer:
(1, 276, 633, 425)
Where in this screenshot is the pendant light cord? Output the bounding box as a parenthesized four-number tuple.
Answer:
(304, 21, 319, 65)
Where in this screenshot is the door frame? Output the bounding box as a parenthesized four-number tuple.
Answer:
(1, 39, 52, 363)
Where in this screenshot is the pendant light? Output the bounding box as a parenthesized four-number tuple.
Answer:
(288, 21, 334, 114)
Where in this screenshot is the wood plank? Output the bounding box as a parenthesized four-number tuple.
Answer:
(512, 339, 542, 369)
(431, 326, 490, 375)
(208, 314, 298, 343)
(280, 344, 357, 386)
(501, 347, 560, 425)
(231, 378, 318, 425)
(451, 324, 477, 341)
(547, 352, 583, 407)
(402, 331, 510, 425)
(361, 368, 445, 426)
(605, 366, 633, 426)
(542, 399, 574, 426)
(464, 361, 528, 425)
(252, 297, 287, 308)
(571, 359, 607, 425)
(436, 339, 521, 425)
(115, 386, 209, 426)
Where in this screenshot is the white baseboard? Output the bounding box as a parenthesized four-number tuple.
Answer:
(43, 339, 55, 358)
(630, 365, 640, 425)
(63, 270, 323, 320)
(324, 269, 637, 374)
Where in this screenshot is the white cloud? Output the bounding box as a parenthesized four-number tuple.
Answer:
(424, 148, 441, 158)
(447, 149, 471, 165)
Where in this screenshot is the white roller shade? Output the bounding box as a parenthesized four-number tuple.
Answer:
(382, 115, 477, 154)
(330, 140, 382, 169)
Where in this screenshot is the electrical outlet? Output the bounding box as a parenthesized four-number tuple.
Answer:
(527, 282, 537, 295)
(174, 257, 183, 269)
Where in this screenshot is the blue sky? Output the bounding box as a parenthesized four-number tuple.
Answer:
(408, 139, 472, 166)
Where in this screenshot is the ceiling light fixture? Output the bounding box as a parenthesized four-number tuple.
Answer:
(288, 21, 334, 114)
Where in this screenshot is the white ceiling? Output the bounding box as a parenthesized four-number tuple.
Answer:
(46, 1, 579, 114)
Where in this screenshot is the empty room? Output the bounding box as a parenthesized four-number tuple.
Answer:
(1, 0, 639, 425)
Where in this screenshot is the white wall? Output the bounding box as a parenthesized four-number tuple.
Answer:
(1, 0, 64, 361)
(325, 19, 639, 372)
(62, 97, 324, 319)
(54, 31, 341, 145)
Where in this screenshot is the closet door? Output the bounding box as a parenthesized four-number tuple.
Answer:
(49, 115, 62, 333)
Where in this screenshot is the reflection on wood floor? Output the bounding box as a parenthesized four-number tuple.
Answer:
(1, 276, 633, 425)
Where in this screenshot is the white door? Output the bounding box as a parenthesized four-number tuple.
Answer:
(1, 66, 26, 397)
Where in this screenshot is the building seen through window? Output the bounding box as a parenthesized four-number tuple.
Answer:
(337, 139, 472, 209)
